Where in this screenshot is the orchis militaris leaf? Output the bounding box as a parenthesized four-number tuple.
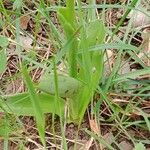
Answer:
(0, 93, 65, 116)
(38, 73, 83, 98)
(58, 0, 78, 78)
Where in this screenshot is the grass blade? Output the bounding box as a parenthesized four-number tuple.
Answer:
(21, 65, 46, 147)
(113, 68, 150, 82)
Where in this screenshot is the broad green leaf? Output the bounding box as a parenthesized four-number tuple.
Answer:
(0, 93, 65, 116)
(134, 142, 145, 150)
(58, 0, 76, 37)
(74, 20, 106, 123)
(0, 35, 9, 47)
(86, 20, 105, 46)
(69, 86, 93, 123)
(38, 73, 83, 98)
(0, 49, 7, 73)
(57, 11, 75, 39)
(66, 0, 75, 10)
(58, 0, 76, 30)
(56, 1, 106, 124)
(88, 20, 105, 88)
(58, 0, 78, 78)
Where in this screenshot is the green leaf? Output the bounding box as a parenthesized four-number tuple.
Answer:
(86, 20, 105, 46)
(0, 35, 9, 48)
(38, 73, 83, 98)
(0, 49, 7, 73)
(74, 20, 105, 123)
(0, 93, 65, 116)
(134, 142, 145, 150)
(57, 11, 75, 39)
(58, 0, 76, 30)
